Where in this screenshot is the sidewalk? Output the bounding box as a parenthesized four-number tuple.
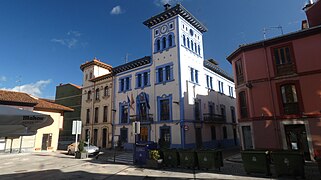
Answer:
(96, 148, 320, 180)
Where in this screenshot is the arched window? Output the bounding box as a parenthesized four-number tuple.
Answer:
(194, 43, 197, 52)
(191, 40, 194, 51)
(168, 35, 173, 47)
(104, 86, 109, 96)
(183, 35, 186, 46)
(95, 88, 99, 100)
(187, 37, 190, 48)
(198, 45, 201, 55)
(162, 37, 166, 49)
(156, 39, 160, 51)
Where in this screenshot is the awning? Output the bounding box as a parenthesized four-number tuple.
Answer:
(0, 105, 54, 136)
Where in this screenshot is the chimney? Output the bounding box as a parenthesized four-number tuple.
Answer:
(304, 0, 321, 27)
(164, 3, 171, 11)
(301, 20, 309, 30)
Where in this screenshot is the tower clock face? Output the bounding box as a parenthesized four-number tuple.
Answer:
(161, 25, 168, 34)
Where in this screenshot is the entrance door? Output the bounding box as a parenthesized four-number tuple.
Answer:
(233, 128, 238, 145)
(41, 134, 52, 150)
(242, 126, 253, 149)
(285, 124, 310, 160)
(140, 126, 148, 142)
(102, 128, 107, 148)
(195, 128, 202, 148)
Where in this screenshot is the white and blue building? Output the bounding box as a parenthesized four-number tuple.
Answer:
(80, 4, 238, 150)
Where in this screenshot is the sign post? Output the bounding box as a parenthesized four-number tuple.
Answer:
(132, 121, 140, 165)
(72, 120, 82, 151)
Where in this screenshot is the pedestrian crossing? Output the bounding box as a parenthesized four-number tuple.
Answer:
(97, 151, 133, 165)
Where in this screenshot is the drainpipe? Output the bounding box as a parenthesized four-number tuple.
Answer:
(262, 42, 281, 148)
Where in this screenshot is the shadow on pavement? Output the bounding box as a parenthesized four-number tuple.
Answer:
(0, 169, 201, 180)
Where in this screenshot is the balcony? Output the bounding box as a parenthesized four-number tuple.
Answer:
(130, 114, 153, 123)
(276, 63, 295, 76)
(203, 113, 225, 123)
(237, 74, 244, 85)
(283, 102, 300, 115)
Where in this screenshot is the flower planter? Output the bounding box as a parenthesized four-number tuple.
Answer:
(146, 159, 162, 169)
(75, 151, 87, 159)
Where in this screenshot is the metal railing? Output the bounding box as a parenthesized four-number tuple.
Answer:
(130, 114, 153, 123)
(203, 113, 225, 123)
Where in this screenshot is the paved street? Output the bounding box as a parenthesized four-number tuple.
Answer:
(0, 151, 320, 180)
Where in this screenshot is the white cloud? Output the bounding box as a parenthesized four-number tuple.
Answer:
(67, 30, 81, 37)
(154, 0, 182, 6)
(1, 79, 51, 97)
(51, 30, 83, 48)
(0, 76, 6, 82)
(110, 5, 124, 15)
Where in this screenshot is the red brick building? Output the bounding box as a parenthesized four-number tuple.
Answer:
(227, 0, 321, 161)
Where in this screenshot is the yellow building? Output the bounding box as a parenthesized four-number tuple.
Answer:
(0, 90, 73, 153)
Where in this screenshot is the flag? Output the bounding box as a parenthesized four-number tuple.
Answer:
(127, 95, 130, 105)
(130, 93, 135, 110)
(144, 93, 150, 109)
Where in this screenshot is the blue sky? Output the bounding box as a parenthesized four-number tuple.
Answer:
(0, 0, 308, 99)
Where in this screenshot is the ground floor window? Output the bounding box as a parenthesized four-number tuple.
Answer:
(159, 126, 171, 148)
(241, 125, 253, 149)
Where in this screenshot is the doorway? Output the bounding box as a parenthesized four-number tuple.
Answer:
(284, 124, 310, 160)
(140, 126, 148, 142)
(102, 128, 107, 148)
(195, 128, 202, 148)
(41, 134, 52, 150)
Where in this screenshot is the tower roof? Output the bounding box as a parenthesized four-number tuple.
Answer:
(80, 58, 112, 71)
(143, 3, 207, 33)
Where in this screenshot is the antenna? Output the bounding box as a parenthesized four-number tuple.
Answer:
(124, 53, 130, 63)
(263, 25, 283, 40)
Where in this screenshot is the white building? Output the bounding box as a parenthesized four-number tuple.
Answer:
(80, 4, 238, 150)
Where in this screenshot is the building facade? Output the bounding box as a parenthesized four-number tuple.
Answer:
(0, 90, 73, 153)
(227, 0, 321, 161)
(80, 4, 237, 150)
(55, 83, 82, 149)
(80, 59, 113, 149)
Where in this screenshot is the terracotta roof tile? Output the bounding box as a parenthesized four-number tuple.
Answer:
(0, 90, 73, 112)
(80, 58, 112, 71)
(34, 99, 74, 112)
(0, 90, 38, 104)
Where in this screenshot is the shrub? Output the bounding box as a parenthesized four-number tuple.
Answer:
(150, 150, 160, 161)
(78, 140, 85, 152)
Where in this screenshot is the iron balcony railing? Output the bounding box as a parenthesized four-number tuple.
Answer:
(130, 114, 153, 123)
(203, 113, 225, 123)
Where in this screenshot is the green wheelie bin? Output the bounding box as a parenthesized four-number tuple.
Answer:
(162, 149, 179, 167)
(241, 150, 271, 176)
(271, 150, 305, 178)
(178, 149, 198, 169)
(196, 149, 223, 170)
